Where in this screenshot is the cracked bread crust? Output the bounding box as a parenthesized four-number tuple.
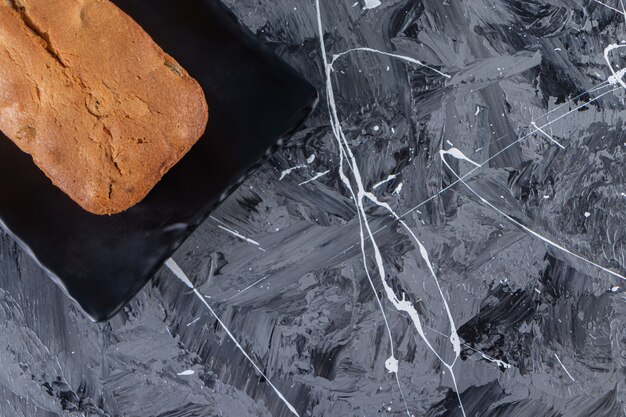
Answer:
(0, 0, 208, 214)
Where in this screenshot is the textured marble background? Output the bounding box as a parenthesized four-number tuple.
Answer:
(1, 0, 625, 416)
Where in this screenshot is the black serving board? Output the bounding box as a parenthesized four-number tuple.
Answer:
(0, 0, 318, 321)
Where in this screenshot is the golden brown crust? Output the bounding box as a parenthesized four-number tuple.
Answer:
(0, 0, 208, 214)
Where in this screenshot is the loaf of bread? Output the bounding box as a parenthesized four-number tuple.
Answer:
(0, 0, 208, 214)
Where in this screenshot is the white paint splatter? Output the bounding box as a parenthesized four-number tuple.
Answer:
(165, 258, 300, 417)
(316, 2, 465, 414)
(594, 0, 626, 19)
(440, 148, 481, 167)
(280, 155, 317, 180)
(440, 149, 626, 281)
(401, 85, 619, 219)
(392, 182, 403, 195)
(279, 164, 307, 180)
(480, 353, 512, 369)
(177, 369, 195, 376)
(363, 0, 381, 10)
(604, 43, 626, 90)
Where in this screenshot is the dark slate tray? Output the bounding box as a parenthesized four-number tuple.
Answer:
(0, 0, 318, 321)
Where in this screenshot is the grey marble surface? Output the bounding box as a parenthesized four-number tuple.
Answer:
(1, 0, 625, 416)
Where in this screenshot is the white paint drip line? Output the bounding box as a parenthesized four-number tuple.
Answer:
(165, 258, 300, 417)
(373, 174, 398, 189)
(362, 190, 463, 361)
(217, 225, 263, 247)
(210, 216, 265, 251)
(593, 0, 626, 18)
(186, 317, 200, 327)
(280, 164, 307, 180)
(331, 47, 451, 79)
(530, 121, 566, 149)
(299, 170, 331, 186)
(554, 353, 576, 382)
(224, 274, 271, 302)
